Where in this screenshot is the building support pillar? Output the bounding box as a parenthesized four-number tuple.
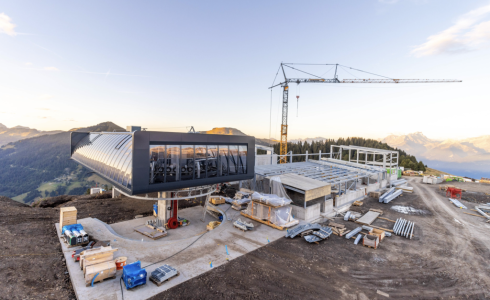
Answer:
(157, 191, 171, 226)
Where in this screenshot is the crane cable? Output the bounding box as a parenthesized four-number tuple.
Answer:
(270, 65, 281, 147)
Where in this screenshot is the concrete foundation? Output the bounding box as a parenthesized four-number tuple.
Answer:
(57, 204, 298, 300)
(290, 203, 321, 222)
(335, 188, 366, 208)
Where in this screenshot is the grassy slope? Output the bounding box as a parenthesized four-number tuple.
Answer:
(424, 167, 453, 177)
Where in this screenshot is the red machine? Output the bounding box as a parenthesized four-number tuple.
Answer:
(167, 200, 179, 229)
(446, 187, 462, 200)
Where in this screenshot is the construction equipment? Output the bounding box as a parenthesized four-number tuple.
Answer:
(269, 63, 462, 163)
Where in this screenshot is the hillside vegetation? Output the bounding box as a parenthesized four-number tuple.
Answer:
(0, 122, 125, 201)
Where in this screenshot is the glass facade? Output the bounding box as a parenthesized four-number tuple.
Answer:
(72, 133, 133, 189)
(149, 144, 247, 184)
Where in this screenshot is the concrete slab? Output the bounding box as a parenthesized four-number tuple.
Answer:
(57, 204, 295, 300)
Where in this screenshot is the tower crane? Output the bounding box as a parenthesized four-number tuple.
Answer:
(269, 63, 462, 164)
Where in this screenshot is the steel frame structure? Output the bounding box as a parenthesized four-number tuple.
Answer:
(255, 159, 385, 194)
(330, 145, 398, 169)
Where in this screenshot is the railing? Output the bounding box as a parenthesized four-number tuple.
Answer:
(255, 151, 330, 164)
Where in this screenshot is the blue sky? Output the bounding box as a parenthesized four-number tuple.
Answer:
(1, 0, 489, 141)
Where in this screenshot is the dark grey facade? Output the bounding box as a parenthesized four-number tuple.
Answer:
(70, 131, 255, 195)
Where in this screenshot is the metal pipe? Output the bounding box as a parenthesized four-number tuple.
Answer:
(393, 218, 400, 233)
(410, 222, 415, 239)
(403, 222, 411, 238)
(397, 219, 406, 235)
(407, 222, 413, 238)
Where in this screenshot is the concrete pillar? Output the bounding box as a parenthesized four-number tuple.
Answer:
(112, 189, 121, 198)
(319, 150, 321, 161)
(157, 192, 171, 224)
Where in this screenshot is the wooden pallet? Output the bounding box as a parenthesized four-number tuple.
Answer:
(149, 271, 180, 287)
(85, 275, 116, 287)
(134, 225, 167, 240)
(240, 212, 284, 230)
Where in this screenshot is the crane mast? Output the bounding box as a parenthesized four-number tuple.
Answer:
(271, 63, 462, 164)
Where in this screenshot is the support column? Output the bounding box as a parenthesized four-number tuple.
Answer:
(157, 192, 171, 226)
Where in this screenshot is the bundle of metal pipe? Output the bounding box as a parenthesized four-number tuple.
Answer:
(393, 218, 414, 239)
(448, 198, 467, 209)
(379, 187, 395, 203)
(391, 179, 407, 186)
(345, 227, 362, 239)
(354, 234, 363, 245)
(384, 190, 403, 203)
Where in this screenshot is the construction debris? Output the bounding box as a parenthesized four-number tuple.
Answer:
(285, 223, 322, 238)
(352, 200, 363, 206)
(393, 218, 415, 239)
(304, 227, 332, 243)
(233, 218, 254, 231)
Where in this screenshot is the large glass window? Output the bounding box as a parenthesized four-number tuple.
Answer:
(219, 146, 229, 176)
(207, 145, 218, 178)
(149, 145, 165, 184)
(166, 145, 180, 182)
(148, 144, 247, 184)
(195, 145, 207, 179)
(229, 146, 239, 175)
(180, 145, 194, 181)
(239, 145, 247, 174)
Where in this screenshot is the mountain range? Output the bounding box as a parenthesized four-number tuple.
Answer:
(382, 132, 490, 179)
(0, 123, 62, 146)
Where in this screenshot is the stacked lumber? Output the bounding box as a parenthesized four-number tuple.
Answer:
(60, 207, 77, 232)
(328, 222, 348, 236)
(369, 191, 380, 199)
(353, 200, 363, 206)
(78, 246, 118, 286)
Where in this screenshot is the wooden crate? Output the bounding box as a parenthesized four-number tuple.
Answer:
(371, 228, 386, 241)
(85, 260, 117, 286)
(80, 247, 117, 270)
(60, 207, 77, 232)
(363, 234, 379, 249)
(210, 196, 226, 205)
(369, 191, 381, 199)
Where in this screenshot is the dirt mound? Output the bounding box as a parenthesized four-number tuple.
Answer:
(0, 196, 30, 207)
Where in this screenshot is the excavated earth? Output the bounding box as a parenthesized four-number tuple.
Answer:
(2, 179, 490, 300)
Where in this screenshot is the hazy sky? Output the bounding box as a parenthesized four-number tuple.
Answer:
(1, 0, 489, 141)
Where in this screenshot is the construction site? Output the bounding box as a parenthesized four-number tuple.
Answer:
(2, 64, 490, 300)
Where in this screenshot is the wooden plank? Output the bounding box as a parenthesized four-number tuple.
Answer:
(462, 212, 486, 218)
(83, 254, 114, 274)
(369, 225, 394, 233)
(328, 222, 345, 229)
(356, 211, 380, 225)
(85, 260, 116, 286)
(240, 212, 284, 230)
(378, 217, 396, 223)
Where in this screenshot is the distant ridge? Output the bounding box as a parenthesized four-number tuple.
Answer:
(0, 123, 62, 146)
(69, 121, 126, 133)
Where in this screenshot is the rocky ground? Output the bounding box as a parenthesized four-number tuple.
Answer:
(2, 180, 490, 299)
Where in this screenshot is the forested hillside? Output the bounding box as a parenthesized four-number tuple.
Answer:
(272, 137, 426, 171)
(0, 122, 125, 201)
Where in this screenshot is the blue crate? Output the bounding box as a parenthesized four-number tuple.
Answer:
(122, 261, 147, 289)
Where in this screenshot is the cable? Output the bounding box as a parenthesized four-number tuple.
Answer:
(339, 64, 393, 79)
(339, 66, 360, 79)
(283, 64, 324, 79)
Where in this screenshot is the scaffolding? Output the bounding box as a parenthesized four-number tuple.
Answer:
(255, 159, 386, 194)
(330, 145, 398, 169)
